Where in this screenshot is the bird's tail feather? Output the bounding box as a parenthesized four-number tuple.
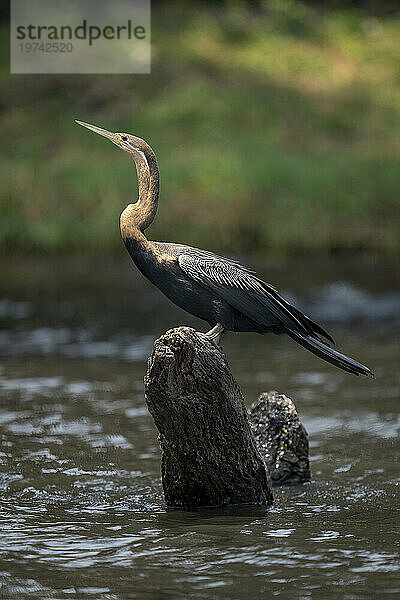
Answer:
(287, 330, 374, 377)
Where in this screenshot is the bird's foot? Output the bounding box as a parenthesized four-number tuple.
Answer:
(203, 323, 225, 350)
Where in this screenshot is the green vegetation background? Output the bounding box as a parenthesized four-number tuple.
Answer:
(2, 1, 400, 256)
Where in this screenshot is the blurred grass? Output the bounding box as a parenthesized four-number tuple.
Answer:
(1, 1, 400, 256)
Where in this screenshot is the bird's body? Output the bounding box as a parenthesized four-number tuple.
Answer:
(76, 120, 373, 377)
(124, 238, 225, 328)
(124, 236, 265, 333)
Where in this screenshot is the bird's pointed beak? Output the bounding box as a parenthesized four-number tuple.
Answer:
(75, 120, 119, 144)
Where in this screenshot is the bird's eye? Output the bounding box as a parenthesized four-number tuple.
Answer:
(121, 136, 127, 141)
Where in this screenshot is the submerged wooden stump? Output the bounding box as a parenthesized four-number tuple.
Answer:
(249, 392, 310, 485)
(145, 327, 309, 510)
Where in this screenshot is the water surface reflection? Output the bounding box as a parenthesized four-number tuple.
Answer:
(0, 257, 399, 599)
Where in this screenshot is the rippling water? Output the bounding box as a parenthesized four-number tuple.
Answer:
(0, 257, 399, 599)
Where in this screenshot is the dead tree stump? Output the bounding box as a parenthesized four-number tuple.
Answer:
(249, 392, 310, 485)
(145, 327, 309, 509)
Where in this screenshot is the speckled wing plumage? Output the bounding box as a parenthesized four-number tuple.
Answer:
(178, 248, 333, 342)
(178, 248, 373, 377)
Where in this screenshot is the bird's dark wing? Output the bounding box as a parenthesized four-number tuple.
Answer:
(178, 249, 334, 344)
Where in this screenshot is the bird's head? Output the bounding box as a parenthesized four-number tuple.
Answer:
(75, 120, 159, 234)
(75, 120, 151, 167)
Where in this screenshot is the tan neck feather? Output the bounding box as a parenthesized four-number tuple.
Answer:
(120, 147, 160, 238)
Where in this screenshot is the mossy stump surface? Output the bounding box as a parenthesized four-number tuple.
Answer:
(145, 327, 309, 510)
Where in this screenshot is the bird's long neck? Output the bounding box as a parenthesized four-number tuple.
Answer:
(120, 145, 160, 240)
